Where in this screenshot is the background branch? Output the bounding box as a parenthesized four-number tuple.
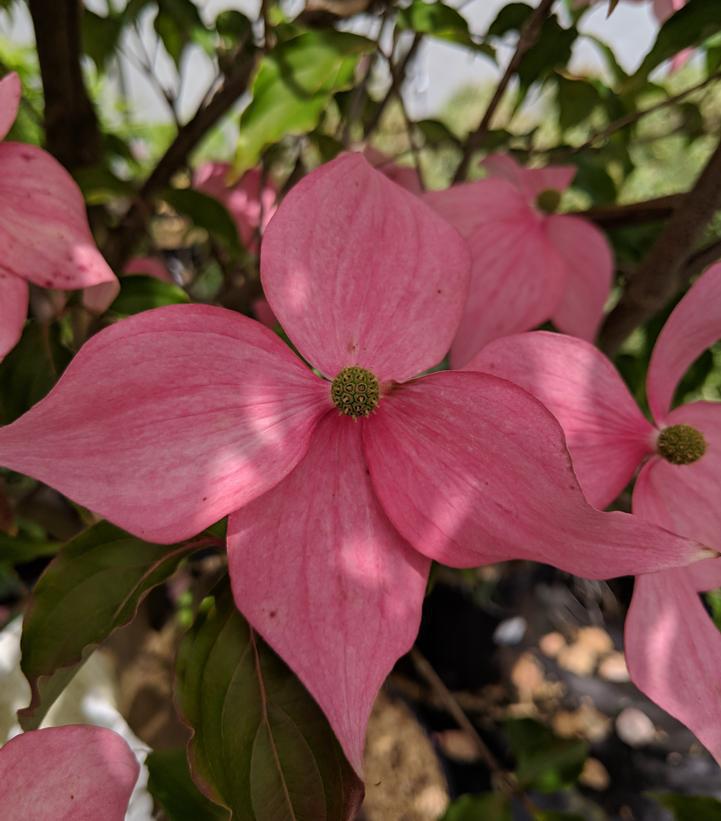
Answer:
(453, 0, 556, 182)
(600, 137, 721, 355)
(28, 0, 102, 170)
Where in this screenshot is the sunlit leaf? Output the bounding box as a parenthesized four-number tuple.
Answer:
(397, 0, 493, 57)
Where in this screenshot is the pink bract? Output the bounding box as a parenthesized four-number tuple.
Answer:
(424, 153, 613, 366)
(193, 161, 276, 252)
(468, 260, 721, 763)
(0, 725, 139, 820)
(0, 153, 711, 776)
(0, 72, 116, 360)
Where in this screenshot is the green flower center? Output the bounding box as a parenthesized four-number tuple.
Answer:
(535, 188, 562, 214)
(657, 424, 707, 465)
(331, 366, 380, 418)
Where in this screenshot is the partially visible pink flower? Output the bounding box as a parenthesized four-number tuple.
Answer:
(467, 261, 721, 762)
(424, 153, 613, 367)
(0, 72, 116, 360)
(0, 154, 710, 775)
(363, 146, 423, 195)
(0, 725, 139, 819)
(193, 162, 276, 252)
(83, 256, 174, 314)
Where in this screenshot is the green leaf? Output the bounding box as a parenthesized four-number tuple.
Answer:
(416, 118, 461, 146)
(505, 718, 589, 793)
(236, 31, 374, 171)
(632, 0, 721, 86)
(0, 322, 72, 425)
(516, 17, 577, 97)
(556, 74, 602, 132)
(441, 793, 513, 821)
(163, 187, 241, 254)
(73, 165, 135, 206)
(19, 521, 211, 730)
(397, 0, 493, 57)
(147, 748, 228, 820)
(654, 793, 721, 820)
(81, 9, 124, 70)
(488, 2, 532, 37)
(0, 533, 60, 565)
(176, 584, 363, 819)
(154, 0, 210, 67)
(109, 275, 189, 316)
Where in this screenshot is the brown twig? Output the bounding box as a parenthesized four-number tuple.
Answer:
(570, 70, 721, 155)
(27, 0, 102, 170)
(600, 137, 721, 355)
(453, 0, 556, 182)
(363, 34, 422, 137)
(569, 193, 681, 227)
(102, 49, 257, 271)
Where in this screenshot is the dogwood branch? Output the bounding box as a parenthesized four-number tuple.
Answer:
(453, 0, 556, 182)
(570, 193, 681, 227)
(600, 137, 721, 355)
(27, 0, 102, 170)
(363, 33, 422, 137)
(102, 48, 257, 272)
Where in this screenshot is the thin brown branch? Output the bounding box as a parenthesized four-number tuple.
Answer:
(571, 70, 721, 155)
(600, 137, 721, 354)
(570, 193, 681, 227)
(363, 34, 422, 137)
(453, 0, 556, 182)
(102, 50, 257, 272)
(27, 0, 102, 170)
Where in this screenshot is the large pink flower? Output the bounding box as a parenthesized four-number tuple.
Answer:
(468, 261, 721, 762)
(193, 161, 276, 252)
(424, 153, 613, 367)
(0, 154, 711, 774)
(0, 725, 139, 819)
(0, 72, 116, 359)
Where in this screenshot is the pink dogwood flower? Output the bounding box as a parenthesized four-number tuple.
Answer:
(467, 261, 721, 762)
(424, 153, 613, 367)
(0, 72, 116, 360)
(0, 725, 139, 819)
(193, 161, 277, 253)
(0, 153, 712, 774)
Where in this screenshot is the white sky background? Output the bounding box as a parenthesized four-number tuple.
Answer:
(0, 0, 660, 124)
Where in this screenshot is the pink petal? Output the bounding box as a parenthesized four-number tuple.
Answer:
(547, 215, 613, 341)
(634, 401, 721, 549)
(0, 142, 116, 290)
(482, 153, 576, 200)
(426, 180, 567, 367)
(83, 256, 172, 314)
(467, 332, 654, 509)
(0, 305, 330, 543)
(0, 72, 20, 141)
(653, 0, 685, 21)
(0, 724, 139, 820)
(194, 162, 276, 251)
(228, 412, 429, 774)
(262, 152, 470, 382)
(646, 262, 721, 422)
(363, 370, 706, 576)
(251, 296, 277, 329)
(363, 147, 423, 195)
(0, 272, 28, 360)
(625, 569, 721, 764)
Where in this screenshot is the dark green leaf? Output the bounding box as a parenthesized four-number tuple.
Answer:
(534, 813, 586, 821)
(147, 748, 228, 820)
(632, 0, 721, 86)
(176, 584, 364, 819)
(516, 17, 577, 96)
(236, 31, 374, 170)
(488, 2, 532, 37)
(215, 9, 252, 43)
(0, 534, 60, 565)
(109, 275, 189, 316)
(505, 718, 589, 792)
(163, 187, 241, 254)
(416, 118, 461, 146)
(586, 34, 629, 84)
(19, 521, 211, 730)
(0, 322, 72, 425)
(571, 154, 618, 204)
(442, 793, 513, 821)
(654, 792, 721, 820)
(81, 9, 124, 70)
(557, 74, 602, 132)
(73, 165, 135, 205)
(397, 0, 493, 57)
(154, 0, 209, 66)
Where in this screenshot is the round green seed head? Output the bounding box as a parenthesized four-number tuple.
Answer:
(657, 424, 707, 465)
(331, 366, 380, 418)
